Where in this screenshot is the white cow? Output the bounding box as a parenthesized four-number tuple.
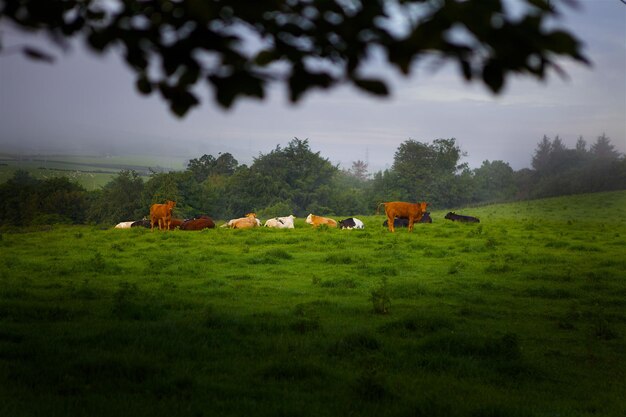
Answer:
(264, 215, 296, 229)
(114, 221, 134, 229)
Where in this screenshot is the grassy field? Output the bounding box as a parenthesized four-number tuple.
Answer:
(0, 154, 188, 190)
(0, 191, 625, 417)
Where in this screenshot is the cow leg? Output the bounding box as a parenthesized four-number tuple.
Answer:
(408, 217, 414, 232)
(387, 215, 395, 233)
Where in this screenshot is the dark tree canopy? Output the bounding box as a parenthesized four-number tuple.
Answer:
(1, 0, 588, 116)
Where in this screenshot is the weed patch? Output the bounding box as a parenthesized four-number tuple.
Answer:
(328, 332, 381, 356)
(371, 277, 391, 314)
(379, 314, 455, 338)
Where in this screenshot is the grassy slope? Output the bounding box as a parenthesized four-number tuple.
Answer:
(0, 154, 188, 190)
(0, 191, 625, 417)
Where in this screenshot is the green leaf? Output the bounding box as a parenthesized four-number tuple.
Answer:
(135, 75, 152, 95)
(254, 49, 279, 66)
(482, 60, 504, 93)
(353, 78, 389, 96)
(22, 47, 55, 63)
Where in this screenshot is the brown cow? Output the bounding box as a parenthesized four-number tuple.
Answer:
(305, 214, 337, 228)
(167, 218, 185, 230)
(150, 200, 176, 231)
(222, 213, 259, 229)
(379, 201, 428, 232)
(180, 216, 216, 230)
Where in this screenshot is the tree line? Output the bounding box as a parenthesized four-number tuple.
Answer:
(0, 136, 623, 227)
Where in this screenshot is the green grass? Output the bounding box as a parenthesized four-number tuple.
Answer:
(0, 191, 625, 417)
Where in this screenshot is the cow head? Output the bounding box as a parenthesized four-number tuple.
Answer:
(305, 214, 313, 224)
(445, 212, 454, 220)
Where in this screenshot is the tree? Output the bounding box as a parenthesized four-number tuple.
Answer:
(390, 138, 466, 206)
(187, 152, 238, 182)
(0, 170, 41, 226)
(187, 154, 217, 182)
(531, 135, 552, 173)
(224, 138, 338, 216)
(349, 160, 369, 181)
(575, 136, 587, 153)
(472, 160, 516, 202)
(38, 177, 88, 224)
(87, 170, 145, 224)
(590, 133, 621, 160)
(1, 0, 588, 116)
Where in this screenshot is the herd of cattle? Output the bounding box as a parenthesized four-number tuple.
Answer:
(114, 200, 480, 232)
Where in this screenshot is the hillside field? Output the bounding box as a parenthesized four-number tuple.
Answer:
(0, 191, 625, 417)
(0, 154, 188, 190)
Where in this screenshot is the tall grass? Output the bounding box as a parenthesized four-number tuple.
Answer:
(0, 191, 625, 417)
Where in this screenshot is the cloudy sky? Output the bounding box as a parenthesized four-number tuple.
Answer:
(0, 0, 624, 173)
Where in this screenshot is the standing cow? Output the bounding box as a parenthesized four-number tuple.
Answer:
(379, 201, 428, 232)
(150, 200, 176, 231)
(382, 212, 432, 228)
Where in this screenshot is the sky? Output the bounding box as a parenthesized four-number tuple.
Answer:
(0, 0, 624, 173)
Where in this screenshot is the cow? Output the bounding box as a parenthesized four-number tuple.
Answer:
(338, 217, 364, 229)
(264, 215, 296, 229)
(131, 219, 151, 228)
(181, 215, 215, 230)
(378, 201, 428, 232)
(305, 214, 337, 228)
(222, 213, 259, 229)
(166, 218, 185, 230)
(150, 200, 176, 231)
(114, 221, 134, 229)
(444, 212, 480, 223)
(382, 212, 432, 228)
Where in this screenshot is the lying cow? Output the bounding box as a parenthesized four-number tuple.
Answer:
(444, 212, 480, 223)
(264, 215, 296, 229)
(131, 219, 151, 228)
(382, 212, 432, 228)
(378, 201, 428, 232)
(222, 213, 259, 229)
(114, 221, 134, 229)
(166, 218, 185, 230)
(305, 214, 337, 228)
(180, 215, 215, 230)
(338, 217, 364, 229)
(150, 200, 176, 230)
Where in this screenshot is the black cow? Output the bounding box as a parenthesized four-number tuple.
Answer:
(382, 212, 432, 228)
(131, 219, 151, 228)
(444, 212, 480, 223)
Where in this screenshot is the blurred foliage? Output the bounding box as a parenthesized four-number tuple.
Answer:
(1, 0, 588, 116)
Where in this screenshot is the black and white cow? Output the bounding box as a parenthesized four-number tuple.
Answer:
(131, 219, 151, 228)
(338, 217, 364, 229)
